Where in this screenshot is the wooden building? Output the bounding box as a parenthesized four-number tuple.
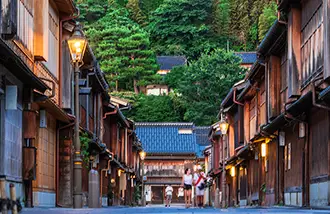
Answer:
(135, 123, 197, 204)
(209, 0, 330, 208)
(102, 101, 142, 206)
(143, 56, 187, 96)
(0, 0, 141, 209)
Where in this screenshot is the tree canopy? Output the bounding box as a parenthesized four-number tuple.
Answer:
(86, 1, 160, 93)
(166, 49, 245, 125)
(76, 0, 278, 125)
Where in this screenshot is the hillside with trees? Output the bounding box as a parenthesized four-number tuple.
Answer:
(76, 0, 277, 125)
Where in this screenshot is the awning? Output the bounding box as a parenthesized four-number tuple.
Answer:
(0, 39, 49, 92)
(236, 144, 251, 158)
(262, 92, 312, 134)
(112, 158, 126, 171)
(36, 98, 71, 123)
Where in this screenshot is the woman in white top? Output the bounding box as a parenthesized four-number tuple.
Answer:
(181, 168, 192, 208)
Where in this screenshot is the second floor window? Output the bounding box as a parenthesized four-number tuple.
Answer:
(42, 4, 59, 78)
(17, 0, 34, 53)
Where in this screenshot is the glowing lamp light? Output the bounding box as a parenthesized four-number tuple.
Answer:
(111, 178, 115, 184)
(67, 24, 87, 63)
(139, 151, 146, 161)
(261, 143, 267, 157)
(230, 166, 235, 177)
(118, 170, 122, 177)
(219, 113, 229, 135)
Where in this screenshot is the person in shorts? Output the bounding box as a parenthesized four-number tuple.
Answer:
(194, 165, 207, 208)
(181, 168, 192, 208)
(165, 185, 173, 207)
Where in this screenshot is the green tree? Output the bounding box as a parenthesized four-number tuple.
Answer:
(127, 94, 184, 122)
(212, 0, 230, 36)
(258, 1, 277, 42)
(140, 0, 164, 17)
(167, 49, 245, 125)
(87, 2, 160, 93)
(148, 0, 217, 60)
(126, 0, 147, 26)
(76, 0, 109, 30)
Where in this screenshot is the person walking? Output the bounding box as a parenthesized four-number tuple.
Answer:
(165, 184, 173, 207)
(181, 168, 193, 208)
(194, 165, 207, 208)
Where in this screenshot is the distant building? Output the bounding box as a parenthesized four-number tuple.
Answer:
(135, 122, 196, 204)
(195, 126, 211, 160)
(145, 56, 187, 96)
(234, 52, 257, 69)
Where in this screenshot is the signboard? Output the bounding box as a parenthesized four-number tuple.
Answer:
(143, 176, 147, 181)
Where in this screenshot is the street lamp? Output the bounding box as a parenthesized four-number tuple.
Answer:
(139, 151, 146, 206)
(219, 111, 229, 208)
(219, 114, 229, 135)
(67, 23, 88, 209)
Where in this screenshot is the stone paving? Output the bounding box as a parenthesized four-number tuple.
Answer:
(21, 205, 330, 214)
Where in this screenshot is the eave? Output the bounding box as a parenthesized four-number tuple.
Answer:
(220, 81, 246, 108)
(53, 0, 76, 16)
(278, 0, 301, 12)
(257, 20, 287, 57)
(262, 91, 312, 134)
(0, 39, 49, 93)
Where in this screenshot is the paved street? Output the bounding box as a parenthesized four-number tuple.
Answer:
(21, 205, 330, 214)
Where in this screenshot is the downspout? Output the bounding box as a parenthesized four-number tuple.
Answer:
(233, 88, 244, 106)
(56, 121, 75, 207)
(312, 77, 330, 111)
(100, 159, 111, 206)
(94, 94, 97, 138)
(59, 9, 80, 108)
(86, 74, 89, 130)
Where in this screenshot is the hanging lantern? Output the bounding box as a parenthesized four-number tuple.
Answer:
(230, 166, 235, 177)
(261, 143, 267, 157)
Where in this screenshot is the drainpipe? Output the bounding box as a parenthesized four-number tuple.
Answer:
(59, 9, 80, 108)
(56, 121, 75, 207)
(312, 77, 330, 111)
(103, 108, 118, 119)
(86, 74, 89, 130)
(233, 88, 244, 106)
(100, 159, 112, 206)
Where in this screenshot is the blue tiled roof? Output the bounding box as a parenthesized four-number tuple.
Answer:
(234, 52, 257, 64)
(195, 127, 211, 158)
(135, 122, 196, 154)
(157, 56, 187, 70)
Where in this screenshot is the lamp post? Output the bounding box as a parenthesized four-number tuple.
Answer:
(219, 112, 229, 208)
(67, 23, 88, 209)
(139, 151, 146, 206)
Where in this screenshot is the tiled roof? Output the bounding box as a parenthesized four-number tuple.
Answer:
(195, 126, 211, 158)
(234, 52, 257, 64)
(157, 56, 187, 70)
(195, 126, 211, 146)
(135, 123, 196, 154)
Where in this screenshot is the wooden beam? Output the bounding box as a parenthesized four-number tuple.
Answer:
(287, 8, 302, 98)
(324, 0, 330, 81)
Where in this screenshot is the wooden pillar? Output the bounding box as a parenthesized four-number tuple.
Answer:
(287, 7, 302, 98)
(324, 0, 330, 81)
(267, 56, 281, 120)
